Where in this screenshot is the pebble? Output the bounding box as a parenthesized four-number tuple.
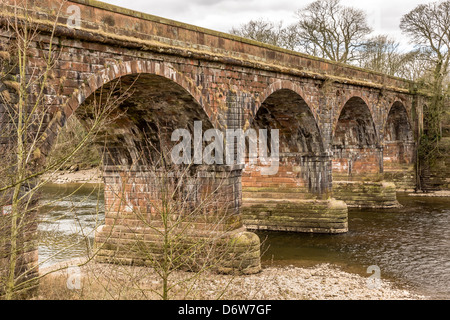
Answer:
(47, 261, 428, 300)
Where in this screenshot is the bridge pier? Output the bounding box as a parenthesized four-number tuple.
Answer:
(95, 165, 261, 274)
(382, 102, 416, 192)
(330, 97, 402, 208)
(383, 142, 416, 192)
(331, 147, 401, 208)
(332, 180, 400, 209)
(242, 155, 348, 234)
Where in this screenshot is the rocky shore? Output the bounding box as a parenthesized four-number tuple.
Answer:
(38, 260, 426, 300)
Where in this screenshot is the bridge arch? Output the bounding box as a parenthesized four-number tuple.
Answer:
(79, 74, 215, 167)
(241, 87, 345, 233)
(383, 101, 415, 165)
(253, 88, 324, 154)
(384, 101, 413, 140)
(60, 60, 216, 168)
(49, 60, 262, 272)
(333, 94, 375, 136)
(243, 87, 329, 200)
(385, 99, 412, 125)
(63, 60, 215, 126)
(332, 96, 381, 176)
(252, 80, 320, 128)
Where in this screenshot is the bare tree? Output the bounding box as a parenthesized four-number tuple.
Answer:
(358, 35, 403, 76)
(395, 49, 435, 82)
(279, 24, 302, 51)
(400, 0, 450, 86)
(230, 19, 286, 48)
(230, 19, 304, 52)
(229, 0, 373, 60)
(0, 0, 131, 299)
(400, 0, 450, 189)
(294, 0, 372, 63)
(357, 36, 433, 80)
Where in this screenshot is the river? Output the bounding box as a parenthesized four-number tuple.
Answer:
(38, 184, 450, 299)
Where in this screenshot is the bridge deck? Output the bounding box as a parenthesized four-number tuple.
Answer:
(1, 0, 413, 93)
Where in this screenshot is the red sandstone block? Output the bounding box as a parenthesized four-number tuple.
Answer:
(254, 177, 272, 184)
(248, 171, 262, 178)
(84, 42, 107, 52)
(242, 182, 255, 187)
(71, 62, 91, 73)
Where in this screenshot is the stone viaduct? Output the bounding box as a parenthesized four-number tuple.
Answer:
(0, 0, 426, 276)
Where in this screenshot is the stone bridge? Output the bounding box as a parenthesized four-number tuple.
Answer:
(0, 0, 426, 275)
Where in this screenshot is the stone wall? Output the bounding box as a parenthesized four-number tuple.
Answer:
(95, 165, 261, 274)
(242, 198, 348, 234)
(0, 0, 424, 286)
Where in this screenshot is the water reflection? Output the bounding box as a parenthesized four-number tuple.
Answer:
(38, 185, 449, 299)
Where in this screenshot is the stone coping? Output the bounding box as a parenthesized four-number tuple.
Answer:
(66, 0, 415, 88)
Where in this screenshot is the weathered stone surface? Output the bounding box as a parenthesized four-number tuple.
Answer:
(242, 198, 348, 234)
(95, 226, 261, 275)
(332, 181, 401, 208)
(0, 0, 425, 280)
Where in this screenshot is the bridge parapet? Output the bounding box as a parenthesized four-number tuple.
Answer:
(1, 0, 414, 92)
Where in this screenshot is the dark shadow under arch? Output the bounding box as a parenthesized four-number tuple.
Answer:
(383, 101, 414, 165)
(333, 97, 378, 148)
(244, 88, 329, 198)
(253, 89, 324, 155)
(332, 96, 381, 176)
(76, 73, 214, 167)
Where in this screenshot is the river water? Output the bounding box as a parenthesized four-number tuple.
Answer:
(38, 184, 450, 299)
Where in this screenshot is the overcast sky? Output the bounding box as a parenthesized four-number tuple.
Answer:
(102, 0, 436, 51)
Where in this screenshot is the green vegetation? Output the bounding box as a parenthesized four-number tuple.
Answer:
(48, 117, 102, 172)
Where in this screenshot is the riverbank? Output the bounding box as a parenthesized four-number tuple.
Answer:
(37, 259, 426, 300)
(42, 168, 102, 185)
(408, 190, 450, 197)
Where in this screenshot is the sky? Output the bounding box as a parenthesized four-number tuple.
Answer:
(101, 0, 436, 51)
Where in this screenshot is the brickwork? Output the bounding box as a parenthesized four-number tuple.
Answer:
(382, 101, 416, 191)
(95, 165, 260, 273)
(0, 0, 424, 279)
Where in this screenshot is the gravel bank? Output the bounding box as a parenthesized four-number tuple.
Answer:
(39, 260, 427, 300)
